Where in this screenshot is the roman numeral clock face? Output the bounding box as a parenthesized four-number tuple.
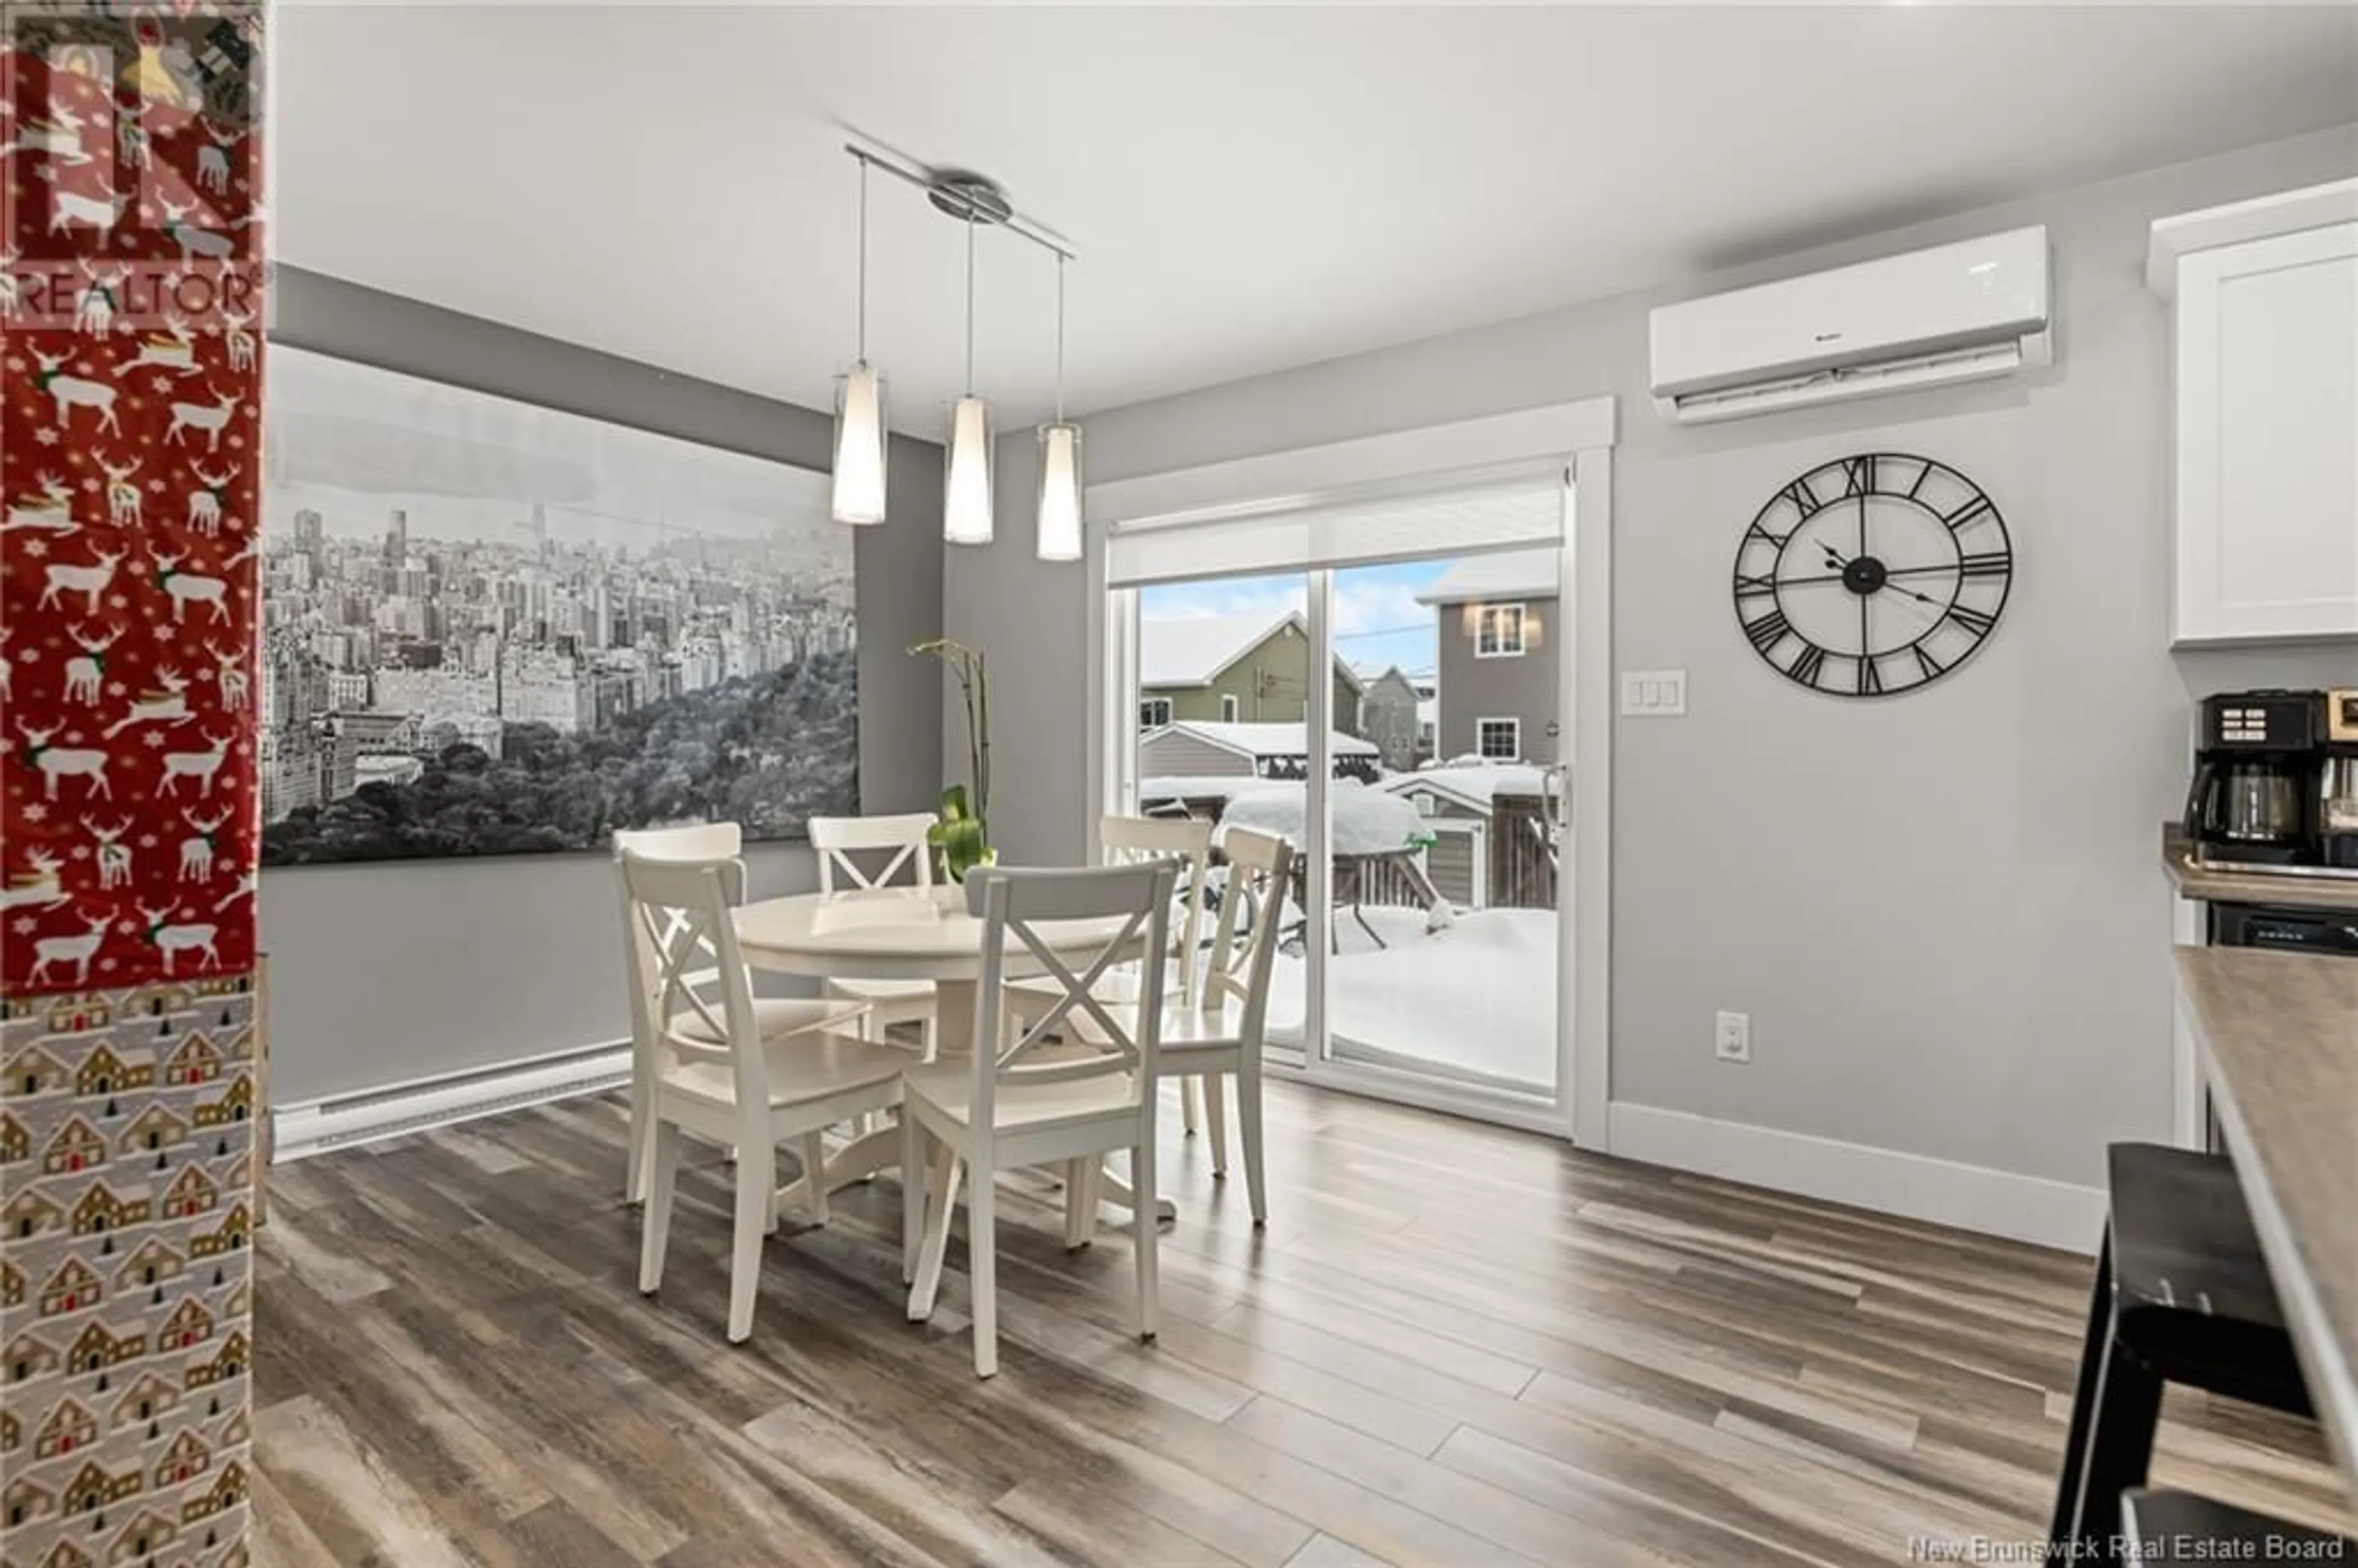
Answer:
(1732, 454, 2012, 697)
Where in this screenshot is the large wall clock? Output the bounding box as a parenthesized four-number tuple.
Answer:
(1731, 452, 2013, 697)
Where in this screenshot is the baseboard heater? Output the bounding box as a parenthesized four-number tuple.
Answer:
(272, 1042, 631, 1162)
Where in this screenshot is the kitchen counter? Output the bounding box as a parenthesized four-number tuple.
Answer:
(2163, 826, 2358, 914)
(2174, 947, 2358, 1502)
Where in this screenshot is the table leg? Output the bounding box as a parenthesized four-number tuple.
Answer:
(1093, 1154, 1178, 1225)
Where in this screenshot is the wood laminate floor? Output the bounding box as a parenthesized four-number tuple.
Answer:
(251, 1084, 2350, 1567)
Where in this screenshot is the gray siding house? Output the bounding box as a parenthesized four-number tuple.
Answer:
(1352, 664, 1424, 772)
(1415, 549, 1560, 763)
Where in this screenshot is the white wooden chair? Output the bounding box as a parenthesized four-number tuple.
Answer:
(810, 813, 942, 1058)
(1008, 816, 1215, 1146)
(622, 850, 909, 1343)
(1068, 825, 1293, 1232)
(901, 859, 1177, 1377)
(613, 822, 749, 1205)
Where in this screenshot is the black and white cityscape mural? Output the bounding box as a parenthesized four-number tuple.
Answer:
(259, 347, 857, 866)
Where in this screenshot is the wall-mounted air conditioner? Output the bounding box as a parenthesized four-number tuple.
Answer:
(1649, 226, 2050, 425)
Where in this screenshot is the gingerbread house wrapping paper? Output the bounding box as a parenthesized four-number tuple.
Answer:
(5, 9, 264, 1567)
(2, 982, 256, 1568)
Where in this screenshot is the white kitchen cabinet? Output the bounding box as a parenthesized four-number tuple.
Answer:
(2150, 182, 2358, 645)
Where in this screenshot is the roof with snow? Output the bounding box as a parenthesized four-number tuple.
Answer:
(1414, 548, 1560, 607)
(1140, 611, 1366, 691)
(1352, 662, 1420, 692)
(1144, 720, 1379, 760)
(1380, 763, 1560, 811)
(1139, 611, 1293, 689)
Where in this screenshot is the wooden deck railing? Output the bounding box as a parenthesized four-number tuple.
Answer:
(1486, 791, 1558, 910)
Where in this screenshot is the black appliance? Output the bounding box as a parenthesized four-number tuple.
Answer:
(2208, 902, 2358, 957)
(2183, 690, 2332, 872)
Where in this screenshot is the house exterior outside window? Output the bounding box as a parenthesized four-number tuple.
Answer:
(1134, 610, 1364, 734)
(1476, 604, 1527, 658)
(1417, 551, 1560, 764)
(1140, 697, 1173, 729)
(1477, 718, 1521, 759)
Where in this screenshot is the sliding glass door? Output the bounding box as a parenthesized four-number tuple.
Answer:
(1103, 478, 1572, 1128)
(1320, 554, 1561, 1101)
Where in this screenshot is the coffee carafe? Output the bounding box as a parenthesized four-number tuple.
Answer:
(2324, 689, 2358, 871)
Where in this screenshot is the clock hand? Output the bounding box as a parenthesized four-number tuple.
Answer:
(1878, 579, 1947, 610)
(1775, 561, 1986, 589)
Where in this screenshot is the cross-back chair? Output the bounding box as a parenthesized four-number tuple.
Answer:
(614, 822, 749, 1204)
(1008, 815, 1218, 1144)
(621, 850, 908, 1343)
(1067, 825, 1293, 1235)
(900, 858, 1178, 1377)
(810, 813, 943, 1058)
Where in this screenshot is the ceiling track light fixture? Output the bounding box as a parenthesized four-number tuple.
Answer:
(831, 140, 1083, 562)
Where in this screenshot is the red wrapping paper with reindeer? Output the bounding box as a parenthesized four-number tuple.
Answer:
(2, 5, 264, 996)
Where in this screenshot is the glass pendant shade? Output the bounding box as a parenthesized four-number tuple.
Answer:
(831, 362, 888, 526)
(944, 395, 995, 545)
(1035, 421, 1083, 562)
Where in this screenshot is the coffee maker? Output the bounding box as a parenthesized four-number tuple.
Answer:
(2183, 690, 2328, 871)
(2324, 689, 2358, 872)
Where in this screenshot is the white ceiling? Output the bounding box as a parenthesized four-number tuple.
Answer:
(275, 4, 2358, 430)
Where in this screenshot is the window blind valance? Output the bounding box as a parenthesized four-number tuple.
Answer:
(1103, 472, 1566, 588)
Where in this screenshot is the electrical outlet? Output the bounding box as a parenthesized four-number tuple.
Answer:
(1714, 1010, 1751, 1064)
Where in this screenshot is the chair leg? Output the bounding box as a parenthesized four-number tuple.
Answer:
(920, 1014, 939, 1064)
(909, 1146, 962, 1322)
(901, 1112, 925, 1286)
(969, 1160, 998, 1378)
(1062, 1157, 1103, 1250)
(1061, 1159, 1090, 1249)
(2047, 1227, 2114, 1550)
(1181, 1074, 1200, 1135)
(1238, 1066, 1267, 1227)
(625, 1054, 650, 1205)
(2063, 1316, 2165, 1567)
(726, 1142, 776, 1344)
(1133, 1126, 1159, 1344)
(1202, 1073, 1229, 1178)
(800, 1131, 830, 1225)
(637, 1118, 681, 1294)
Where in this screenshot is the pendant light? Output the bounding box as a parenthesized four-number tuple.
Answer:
(1035, 252, 1083, 564)
(943, 209, 995, 545)
(831, 157, 888, 527)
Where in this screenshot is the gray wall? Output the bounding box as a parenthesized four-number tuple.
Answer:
(945, 124, 2358, 1191)
(263, 269, 943, 1104)
(1434, 595, 1562, 764)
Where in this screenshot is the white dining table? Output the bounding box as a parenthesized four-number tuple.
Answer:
(732, 883, 1171, 1219)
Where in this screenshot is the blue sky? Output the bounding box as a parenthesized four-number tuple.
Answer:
(1140, 557, 1450, 679)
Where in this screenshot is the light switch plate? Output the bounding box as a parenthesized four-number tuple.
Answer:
(1620, 670, 1687, 716)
